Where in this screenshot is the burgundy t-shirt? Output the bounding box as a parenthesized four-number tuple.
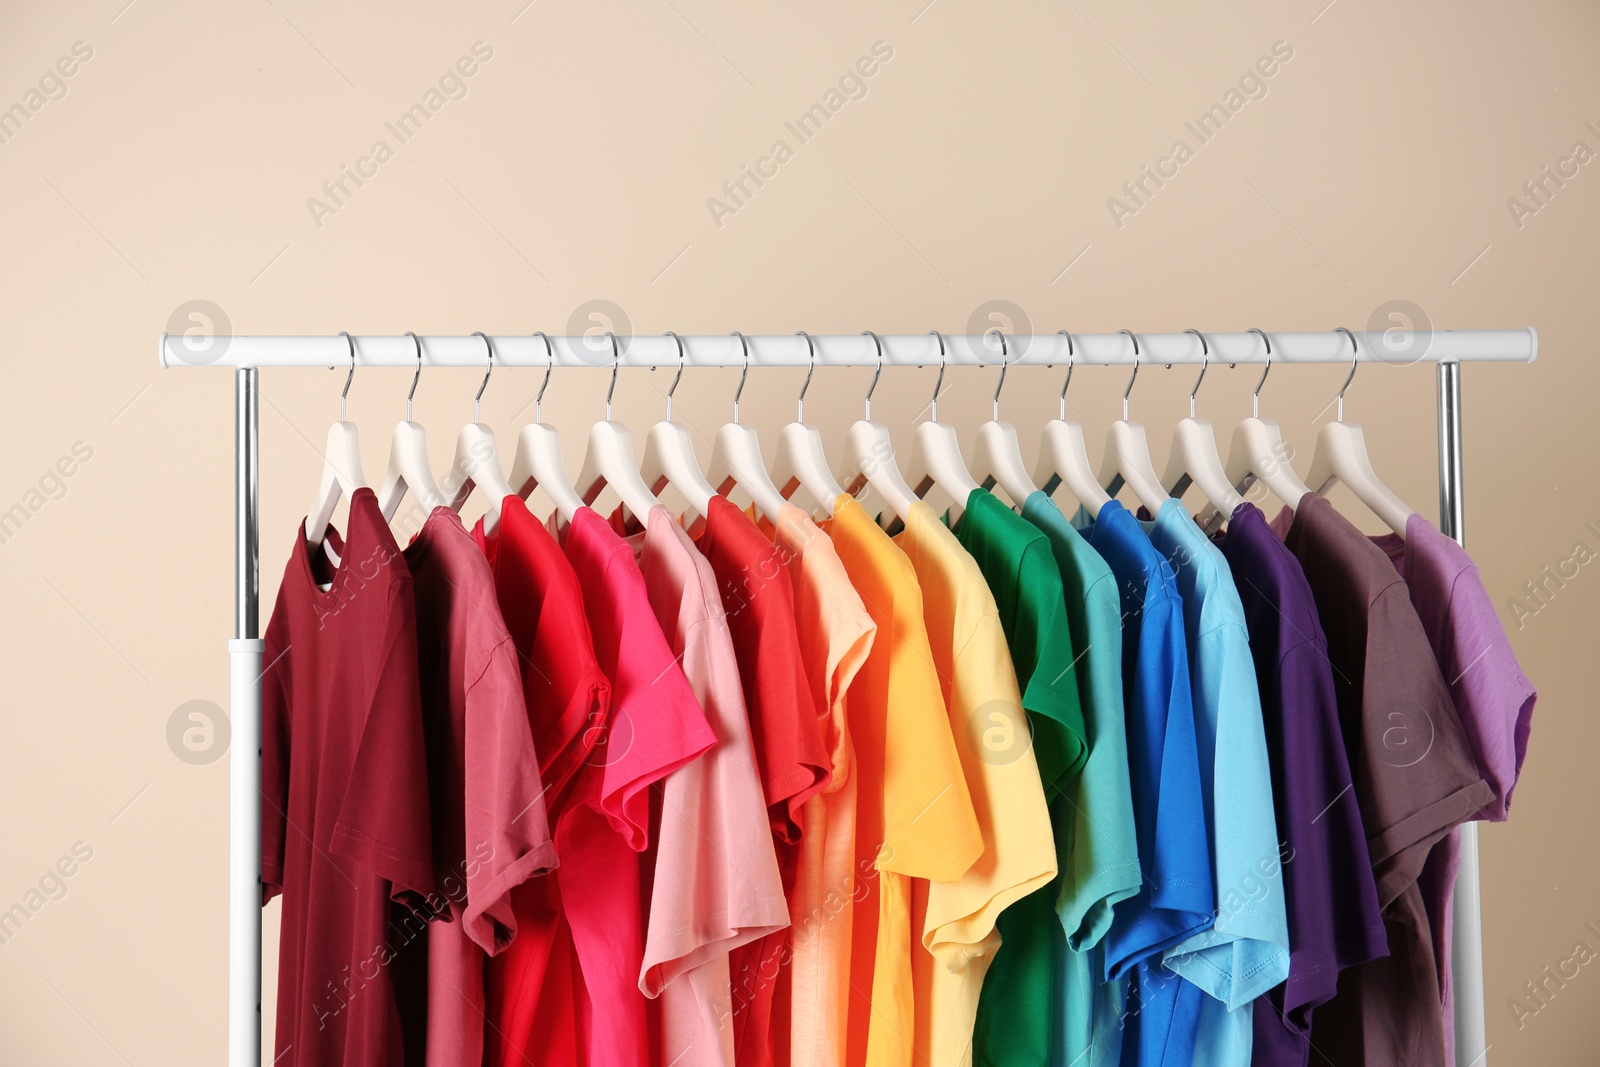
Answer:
(262, 488, 436, 1066)
(1281, 493, 1493, 1066)
(694, 496, 830, 1067)
(405, 507, 559, 1067)
(1216, 503, 1388, 1066)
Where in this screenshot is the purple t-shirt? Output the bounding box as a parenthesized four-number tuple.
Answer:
(1216, 503, 1388, 1067)
(1371, 515, 1537, 1065)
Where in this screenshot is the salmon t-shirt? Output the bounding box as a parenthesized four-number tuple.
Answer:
(404, 507, 560, 1067)
(631, 506, 790, 1067)
(895, 500, 1058, 1067)
(763, 503, 876, 1067)
(826, 495, 982, 1067)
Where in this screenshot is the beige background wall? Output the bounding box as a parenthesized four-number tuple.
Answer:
(0, 0, 1595, 1061)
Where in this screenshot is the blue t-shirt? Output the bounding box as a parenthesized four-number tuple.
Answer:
(1075, 500, 1214, 1067)
(1143, 499, 1291, 1067)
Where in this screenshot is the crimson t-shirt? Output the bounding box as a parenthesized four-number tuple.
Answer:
(261, 487, 436, 1066)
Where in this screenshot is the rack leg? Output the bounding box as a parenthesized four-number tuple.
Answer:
(230, 368, 263, 1067)
(1438, 361, 1487, 1067)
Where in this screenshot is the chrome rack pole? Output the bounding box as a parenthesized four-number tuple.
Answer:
(1438, 361, 1487, 1067)
(229, 367, 264, 1067)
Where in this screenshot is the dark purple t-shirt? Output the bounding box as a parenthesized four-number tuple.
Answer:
(1217, 503, 1388, 1067)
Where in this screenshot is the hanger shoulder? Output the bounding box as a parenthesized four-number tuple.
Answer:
(709, 423, 787, 522)
(1099, 420, 1169, 515)
(971, 421, 1038, 506)
(511, 422, 585, 525)
(306, 421, 366, 543)
(1163, 417, 1244, 515)
(1034, 419, 1112, 518)
(579, 420, 660, 525)
(843, 420, 917, 522)
(1226, 417, 1311, 510)
(908, 420, 981, 516)
(772, 422, 841, 517)
(1308, 421, 1415, 536)
(641, 421, 715, 521)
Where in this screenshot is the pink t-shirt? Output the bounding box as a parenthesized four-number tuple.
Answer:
(559, 506, 717, 1067)
(404, 508, 558, 1067)
(630, 506, 789, 1067)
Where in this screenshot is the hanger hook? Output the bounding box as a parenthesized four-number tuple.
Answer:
(731, 331, 750, 425)
(471, 331, 494, 423)
(1118, 329, 1140, 420)
(663, 331, 686, 422)
(1334, 326, 1358, 421)
(928, 330, 946, 422)
(795, 331, 816, 422)
(1184, 329, 1209, 419)
(987, 328, 1010, 422)
(533, 331, 553, 424)
(1057, 330, 1074, 421)
(338, 331, 356, 422)
(604, 331, 619, 421)
(405, 331, 422, 421)
(1247, 328, 1272, 418)
(862, 330, 883, 420)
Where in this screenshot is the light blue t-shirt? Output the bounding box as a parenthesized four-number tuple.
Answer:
(1144, 498, 1292, 1067)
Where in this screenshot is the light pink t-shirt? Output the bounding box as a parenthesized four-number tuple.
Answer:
(629, 506, 790, 1067)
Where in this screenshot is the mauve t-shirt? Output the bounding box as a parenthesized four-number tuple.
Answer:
(1279, 493, 1493, 1066)
(405, 507, 559, 1067)
(262, 488, 436, 1067)
(1216, 502, 1387, 1067)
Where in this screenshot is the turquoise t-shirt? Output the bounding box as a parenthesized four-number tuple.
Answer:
(1144, 498, 1291, 1067)
(1021, 493, 1142, 1067)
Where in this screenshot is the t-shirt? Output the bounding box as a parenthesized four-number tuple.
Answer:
(1144, 499, 1289, 1067)
(1074, 500, 1214, 1067)
(1281, 492, 1494, 1067)
(1019, 493, 1142, 1067)
(827, 494, 982, 1067)
(1370, 514, 1537, 1066)
(627, 506, 790, 1067)
(261, 488, 436, 1067)
(694, 495, 831, 1067)
(473, 496, 611, 1067)
(1215, 502, 1387, 1067)
(763, 504, 876, 1067)
(956, 488, 1088, 1067)
(404, 507, 559, 1067)
(896, 499, 1058, 1067)
(556, 506, 718, 1067)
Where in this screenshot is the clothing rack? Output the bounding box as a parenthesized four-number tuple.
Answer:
(161, 327, 1539, 1067)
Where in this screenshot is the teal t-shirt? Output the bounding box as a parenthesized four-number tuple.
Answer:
(1144, 498, 1291, 1067)
(958, 488, 1088, 1067)
(1022, 492, 1143, 1067)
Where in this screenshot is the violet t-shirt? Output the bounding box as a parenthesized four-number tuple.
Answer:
(1216, 502, 1387, 1066)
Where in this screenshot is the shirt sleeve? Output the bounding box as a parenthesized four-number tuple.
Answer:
(1014, 540, 1089, 793)
(260, 621, 290, 906)
(330, 582, 437, 917)
(461, 637, 560, 955)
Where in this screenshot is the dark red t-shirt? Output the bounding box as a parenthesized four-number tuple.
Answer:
(261, 488, 436, 1066)
(694, 496, 830, 1067)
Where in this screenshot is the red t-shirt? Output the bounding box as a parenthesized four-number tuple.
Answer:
(261, 488, 436, 1066)
(474, 497, 612, 1067)
(694, 496, 830, 1067)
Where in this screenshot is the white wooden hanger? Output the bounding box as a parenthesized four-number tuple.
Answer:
(510, 332, 586, 526)
(305, 331, 367, 564)
(378, 331, 448, 522)
(1035, 331, 1113, 518)
(1096, 329, 1172, 515)
(1306, 327, 1415, 537)
(841, 331, 918, 523)
(706, 331, 788, 523)
(905, 330, 982, 521)
(969, 329, 1040, 507)
(771, 331, 845, 517)
(575, 331, 661, 527)
(1223, 328, 1313, 514)
(639, 331, 717, 522)
(1160, 329, 1244, 526)
(447, 332, 517, 533)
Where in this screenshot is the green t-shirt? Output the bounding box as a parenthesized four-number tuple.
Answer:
(1022, 491, 1143, 1067)
(957, 488, 1087, 1067)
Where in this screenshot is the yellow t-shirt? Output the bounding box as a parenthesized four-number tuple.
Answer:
(827, 495, 982, 1067)
(895, 501, 1058, 1067)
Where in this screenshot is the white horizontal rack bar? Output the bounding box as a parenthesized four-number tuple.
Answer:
(160, 328, 1537, 370)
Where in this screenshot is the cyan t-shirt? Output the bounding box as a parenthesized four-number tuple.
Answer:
(1143, 499, 1291, 1067)
(1021, 493, 1142, 1067)
(1075, 500, 1213, 1067)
